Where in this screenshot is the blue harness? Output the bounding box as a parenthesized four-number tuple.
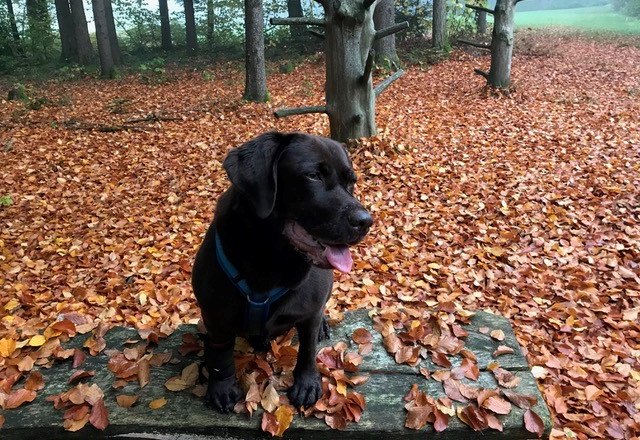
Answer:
(214, 230, 290, 337)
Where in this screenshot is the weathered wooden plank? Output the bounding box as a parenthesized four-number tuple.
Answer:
(1, 311, 550, 440)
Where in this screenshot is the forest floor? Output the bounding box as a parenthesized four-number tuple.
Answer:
(1, 31, 639, 438)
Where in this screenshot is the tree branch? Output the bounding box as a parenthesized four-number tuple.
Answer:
(270, 17, 325, 26)
(465, 4, 494, 14)
(361, 49, 375, 84)
(274, 105, 327, 118)
(374, 21, 409, 40)
(474, 68, 489, 79)
(458, 39, 491, 50)
(374, 69, 404, 97)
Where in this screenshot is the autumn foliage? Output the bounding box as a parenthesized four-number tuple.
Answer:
(1, 32, 639, 438)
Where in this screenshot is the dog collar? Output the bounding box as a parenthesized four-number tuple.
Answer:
(214, 229, 290, 337)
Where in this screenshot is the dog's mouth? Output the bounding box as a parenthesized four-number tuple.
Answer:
(283, 221, 353, 273)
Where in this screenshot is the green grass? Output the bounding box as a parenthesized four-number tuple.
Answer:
(513, 5, 640, 34)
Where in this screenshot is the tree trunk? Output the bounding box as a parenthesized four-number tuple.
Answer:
(287, 0, 305, 41)
(104, 0, 121, 64)
(476, 10, 487, 35)
(373, 0, 399, 66)
(431, 0, 446, 49)
(5, 0, 21, 48)
(70, 0, 93, 64)
(184, 0, 198, 54)
(325, 0, 377, 141)
(206, 0, 214, 50)
(244, 0, 268, 101)
(159, 0, 172, 50)
(91, 0, 114, 77)
(55, 0, 77, 62)
(26, 0, 52, 59)
(488, 0, 515, 88)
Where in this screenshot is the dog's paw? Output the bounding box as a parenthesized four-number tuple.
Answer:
(204, 376, 243, 413)
(317, 316, 330, 342)
(288, 372, 322, 408)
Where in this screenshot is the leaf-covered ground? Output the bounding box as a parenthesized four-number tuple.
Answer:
(1, 32, 639, 438)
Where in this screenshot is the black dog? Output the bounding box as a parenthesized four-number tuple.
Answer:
(192, 132, 372, 413)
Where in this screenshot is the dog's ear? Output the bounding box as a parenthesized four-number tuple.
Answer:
(223, 132, 290, 219)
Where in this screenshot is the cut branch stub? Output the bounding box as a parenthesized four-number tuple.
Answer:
(374, 21, 409, 40)
(458, 38, 491, 50)
(274, 105, 327, 118)
(374, 69, 404, 97)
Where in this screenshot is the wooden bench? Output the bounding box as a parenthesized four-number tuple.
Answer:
(0, 310, 551, 439)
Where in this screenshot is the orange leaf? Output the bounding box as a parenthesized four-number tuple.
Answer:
(149, 397, 167, 409)
(4, 388, 37, 409)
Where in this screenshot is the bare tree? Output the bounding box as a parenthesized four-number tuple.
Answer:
(92, 0, 114, 77)
(272, 0, 408, 141)
(159, 0, 172, 50)
(184, 0, 198, 54)
(206, 0, 214, 50)
(244, 0, 268, 101)
(373, 0, 399, 66)
(5, 0, 22, 51)
(54, 0, 77, 62)
(461, 0, 523, 88)
(104, 0, 121, 65)
(70, 0, 93, 64)
(431, 0, 446, 50)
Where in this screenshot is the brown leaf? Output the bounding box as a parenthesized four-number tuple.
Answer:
(89, 397, 109, 430)
(4, 388, 37, 409)
(63, 414, 90, 432)
(492, 345, 515, 357)
(72, 349, 87, 368)
(138, 359, 150, 388)
(116, 394, 139, 408)
(68, 370, 95, 385)
(457, 405, 488, 431)
(502, 390, 537, 409)
(352, 328, 373, 344)
(405, 404, 433, 430)
(524, 409, 544, 438)
(24, 371, 45, 391)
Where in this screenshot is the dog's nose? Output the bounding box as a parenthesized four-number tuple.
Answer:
(348, 209, 373, 233)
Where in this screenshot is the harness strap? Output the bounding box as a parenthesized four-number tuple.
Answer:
(214, 230, 289, 337)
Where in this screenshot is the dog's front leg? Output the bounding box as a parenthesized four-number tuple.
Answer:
(203, 338, 242, 413)
(288, 316, 323, 407)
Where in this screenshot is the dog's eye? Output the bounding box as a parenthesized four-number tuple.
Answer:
(306, 172, 321, 181)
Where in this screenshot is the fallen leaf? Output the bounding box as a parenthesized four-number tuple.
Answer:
(89, 397, 109, 430)
(524, 408, 545, 438)
(149, 397, 167, 409)
(116, 394, 139, 408)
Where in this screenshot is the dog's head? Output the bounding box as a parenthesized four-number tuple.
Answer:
(223, 131, 372, 273)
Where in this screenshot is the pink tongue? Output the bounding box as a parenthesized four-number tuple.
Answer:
(325, 245, 353, 273)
